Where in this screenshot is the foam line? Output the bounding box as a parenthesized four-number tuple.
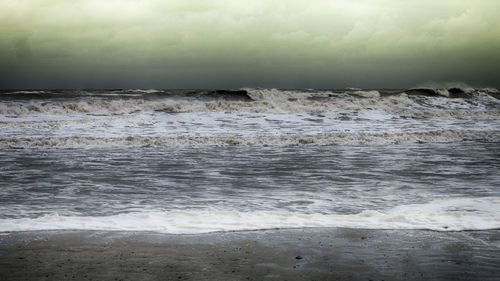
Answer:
(0, 197, 498, 234)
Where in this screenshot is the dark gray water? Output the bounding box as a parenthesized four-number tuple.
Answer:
(0, 88, 499, 233)
(1, 142, 498, 219)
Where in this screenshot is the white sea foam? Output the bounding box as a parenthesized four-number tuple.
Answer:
(0, 197, 498, 233)
(1, 89, 498, 117)
(1, 130, 498, 148)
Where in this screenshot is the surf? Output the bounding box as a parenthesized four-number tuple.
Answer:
(0, 197, 498, 234)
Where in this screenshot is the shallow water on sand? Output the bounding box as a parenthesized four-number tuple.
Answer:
(0, 143, 498, 233)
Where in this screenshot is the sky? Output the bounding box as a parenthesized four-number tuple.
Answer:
(0, 0, 499, 89)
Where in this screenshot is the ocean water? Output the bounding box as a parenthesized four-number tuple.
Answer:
(0, 88, 499, 234)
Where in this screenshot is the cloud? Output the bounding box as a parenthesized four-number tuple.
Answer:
(0, 0, 499, 88)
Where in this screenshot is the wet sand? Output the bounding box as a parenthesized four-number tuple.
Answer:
(0, 228, 498, 281)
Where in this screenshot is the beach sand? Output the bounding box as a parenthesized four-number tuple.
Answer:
(0, 228, 498, 281)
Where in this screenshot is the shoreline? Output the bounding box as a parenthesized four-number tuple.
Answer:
(1, 228, 498, 281)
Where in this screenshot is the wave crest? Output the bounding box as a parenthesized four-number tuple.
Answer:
(1, 89, 498, 116)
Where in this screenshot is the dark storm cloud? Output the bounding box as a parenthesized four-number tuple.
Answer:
(0, 0, 499, 89)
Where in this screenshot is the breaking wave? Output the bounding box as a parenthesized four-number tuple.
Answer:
(1, 130, 498, 148)
(0, 88, 498, 117)
(0, 197, 498, 233)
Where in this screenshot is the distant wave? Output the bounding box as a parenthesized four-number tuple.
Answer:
(1, 130, 498, 148)
(0, 197, 498, 233)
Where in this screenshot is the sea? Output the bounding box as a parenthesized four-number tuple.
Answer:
(0, 87, 499, 234)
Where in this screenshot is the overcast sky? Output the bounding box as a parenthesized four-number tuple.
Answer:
(1, 0, 499, 89)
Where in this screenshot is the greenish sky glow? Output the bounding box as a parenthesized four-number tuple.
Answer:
(1, 0, 499, 89)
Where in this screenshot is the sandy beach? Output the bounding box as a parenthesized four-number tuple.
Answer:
(1, 228, 498, 281)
